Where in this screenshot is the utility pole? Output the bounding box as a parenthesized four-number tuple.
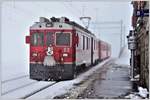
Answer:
(95, 8, 99, 38)
(127, 30, 136, 80)
(123, 26, 126, 47)
(120, 20, 123, 52)
(82, 5, 85, 17)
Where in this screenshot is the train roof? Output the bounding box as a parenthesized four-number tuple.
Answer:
(66, 21, 95, 36)
(31, 17, 95, 36)
(50, 17, 95, 36)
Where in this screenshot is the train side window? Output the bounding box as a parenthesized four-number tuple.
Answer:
(96, 41, 97, 49)
(95, 41, 96, 50)
(95, 41, 96, 49)
(97, 41, 98, 49)
(96, 41, 98, 49)
(89, 38, 90, 48)
(93, 40, 94, 50)
(95, 41, 97, 50)
(95, 41, 97, 49)
(83, 35, 85, 50)
(76, 33, 79, 47)
(95, 40, 97, 50)
(86, 37, 88, 50)
(95, 40, 96, 50)
(94, 40, 95, 50)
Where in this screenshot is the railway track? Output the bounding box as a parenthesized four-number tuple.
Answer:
(1, 75, 58, 99)
(2, 81, 37, 95)
(2, 59, 112, 99)
(2, 75, 29, 84)
(2, 74, 78, 99)
(21, 82, 57, 99)
(2, 75, 36, 95)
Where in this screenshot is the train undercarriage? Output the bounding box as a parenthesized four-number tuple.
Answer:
(30, 63, 76, 81)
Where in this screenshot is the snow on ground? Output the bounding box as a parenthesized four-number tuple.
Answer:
(2, 58, 111, 99)
(115, 45, 130, 65)
(2, 76, 36, 95)
(1, 46, 131, 99)
(73, 58, 112, 84)
(27, 80, 75, 99)
(2, 81, 55, 99)
(125, 87, 149, 99)
(125, 93, 143, 99)
(28, 58, 112, 99)
(1, 62, 29, 82)
(138, 86, 149, 98)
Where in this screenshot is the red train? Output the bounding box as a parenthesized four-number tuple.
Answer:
(26, 17, 111, 81)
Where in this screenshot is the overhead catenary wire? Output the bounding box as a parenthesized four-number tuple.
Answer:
(3, 4, 36, 25)
(62, 2, 89, 28)
(4, 1, 61, 25)
(33, 2, 57, 17)
(62, 2, 82, 20)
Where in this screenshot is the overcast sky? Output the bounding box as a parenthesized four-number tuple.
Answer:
(1, 1, 133, 80)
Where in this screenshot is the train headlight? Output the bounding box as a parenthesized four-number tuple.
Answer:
(63, 53, 68, 57)
(32, 53, 38, 57)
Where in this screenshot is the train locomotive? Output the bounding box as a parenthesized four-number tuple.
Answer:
(26, 17, 111, 81)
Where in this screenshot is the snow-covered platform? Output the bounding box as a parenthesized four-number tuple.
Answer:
(78, 62, 132, 99)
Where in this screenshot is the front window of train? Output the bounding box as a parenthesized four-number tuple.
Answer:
(56, 33, 70, 46)
(47, 32, 54, 46)
(31, 33, 44, 46)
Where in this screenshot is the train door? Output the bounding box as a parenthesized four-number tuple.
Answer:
(91, 37, 94, 65)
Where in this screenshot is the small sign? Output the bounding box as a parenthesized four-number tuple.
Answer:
(127, 35, 137, 50)
(136, 9, 149, 17)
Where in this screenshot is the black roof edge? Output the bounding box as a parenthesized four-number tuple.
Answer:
(66, 21, 95, 36)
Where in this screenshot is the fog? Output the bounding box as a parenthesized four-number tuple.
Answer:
(1, 1, 132, 80)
